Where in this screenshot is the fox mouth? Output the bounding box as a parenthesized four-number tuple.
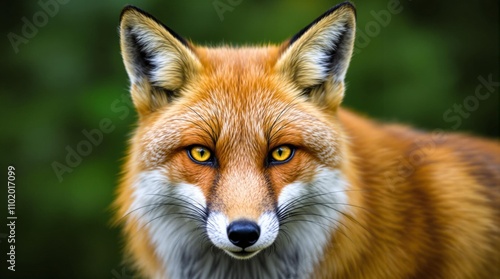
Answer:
(224, 249, 261, 260)
(206, 212, 279, 260)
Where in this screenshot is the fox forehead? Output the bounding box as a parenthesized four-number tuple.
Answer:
(135, 47, 342, 169)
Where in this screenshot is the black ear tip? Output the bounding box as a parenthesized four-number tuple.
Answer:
(121, 4, 140, 12)
(331, 2, 357, 18)
(119, 5, 148, 23)
(343, 1, 357, 18)
(340, 1, 356, 10)
(118, 6, 190, 48)
(120, 5, 137, 23)
(289, 1, 356, 46)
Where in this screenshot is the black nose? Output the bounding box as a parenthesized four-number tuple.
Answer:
(227, 220, 260, 249)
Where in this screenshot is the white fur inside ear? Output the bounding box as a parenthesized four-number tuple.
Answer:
(120, 15, 201, 91)
(127, 27, 181, 87)
(276, 10, 355, 87)
(299, 22, 348, 83)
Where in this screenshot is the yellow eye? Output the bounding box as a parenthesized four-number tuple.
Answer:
(270, 146, 293, 162)
(188, 146, 212, 163)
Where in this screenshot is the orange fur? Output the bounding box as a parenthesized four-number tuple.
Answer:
(315, 109, 500, 278)
(115, 3, 499, 278)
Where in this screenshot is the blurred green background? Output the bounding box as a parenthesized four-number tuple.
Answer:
(1, 0, 498, 278)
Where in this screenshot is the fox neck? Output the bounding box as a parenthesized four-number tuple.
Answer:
(131, 166, 351, 279)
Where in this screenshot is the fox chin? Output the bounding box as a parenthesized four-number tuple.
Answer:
(113, 2, 500, 279)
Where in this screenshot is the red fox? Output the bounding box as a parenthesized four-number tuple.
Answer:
(114, 2, 500, 278)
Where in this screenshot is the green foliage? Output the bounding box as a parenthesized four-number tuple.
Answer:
(1, 0, 498, 278)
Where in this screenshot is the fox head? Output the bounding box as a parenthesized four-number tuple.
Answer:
(117, 2, 356, 277)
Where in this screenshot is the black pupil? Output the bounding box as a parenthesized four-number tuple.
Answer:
(199, 149, 205, 158)
(277, 148, 283, 157)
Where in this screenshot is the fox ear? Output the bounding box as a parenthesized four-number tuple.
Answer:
(119, 6, 202, 116)
(275, 2, 356, 105)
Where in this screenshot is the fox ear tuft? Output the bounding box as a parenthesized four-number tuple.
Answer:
(276, 2, 356, 89)
(119, 6, 201, 115)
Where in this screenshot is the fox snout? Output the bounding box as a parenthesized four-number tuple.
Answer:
(227, 220, 261, 249)
(206, 211, 279, 259)
(205, 166, 280, 259)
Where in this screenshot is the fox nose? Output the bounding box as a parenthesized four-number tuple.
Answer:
(227, 220, 260, 249)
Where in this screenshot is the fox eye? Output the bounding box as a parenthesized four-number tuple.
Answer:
(269, 145, 294, 164)
(188, 146, 213, 164)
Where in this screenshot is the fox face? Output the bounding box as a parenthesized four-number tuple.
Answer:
(116, 3, 356, 278)
(116, 2, 500, 278)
